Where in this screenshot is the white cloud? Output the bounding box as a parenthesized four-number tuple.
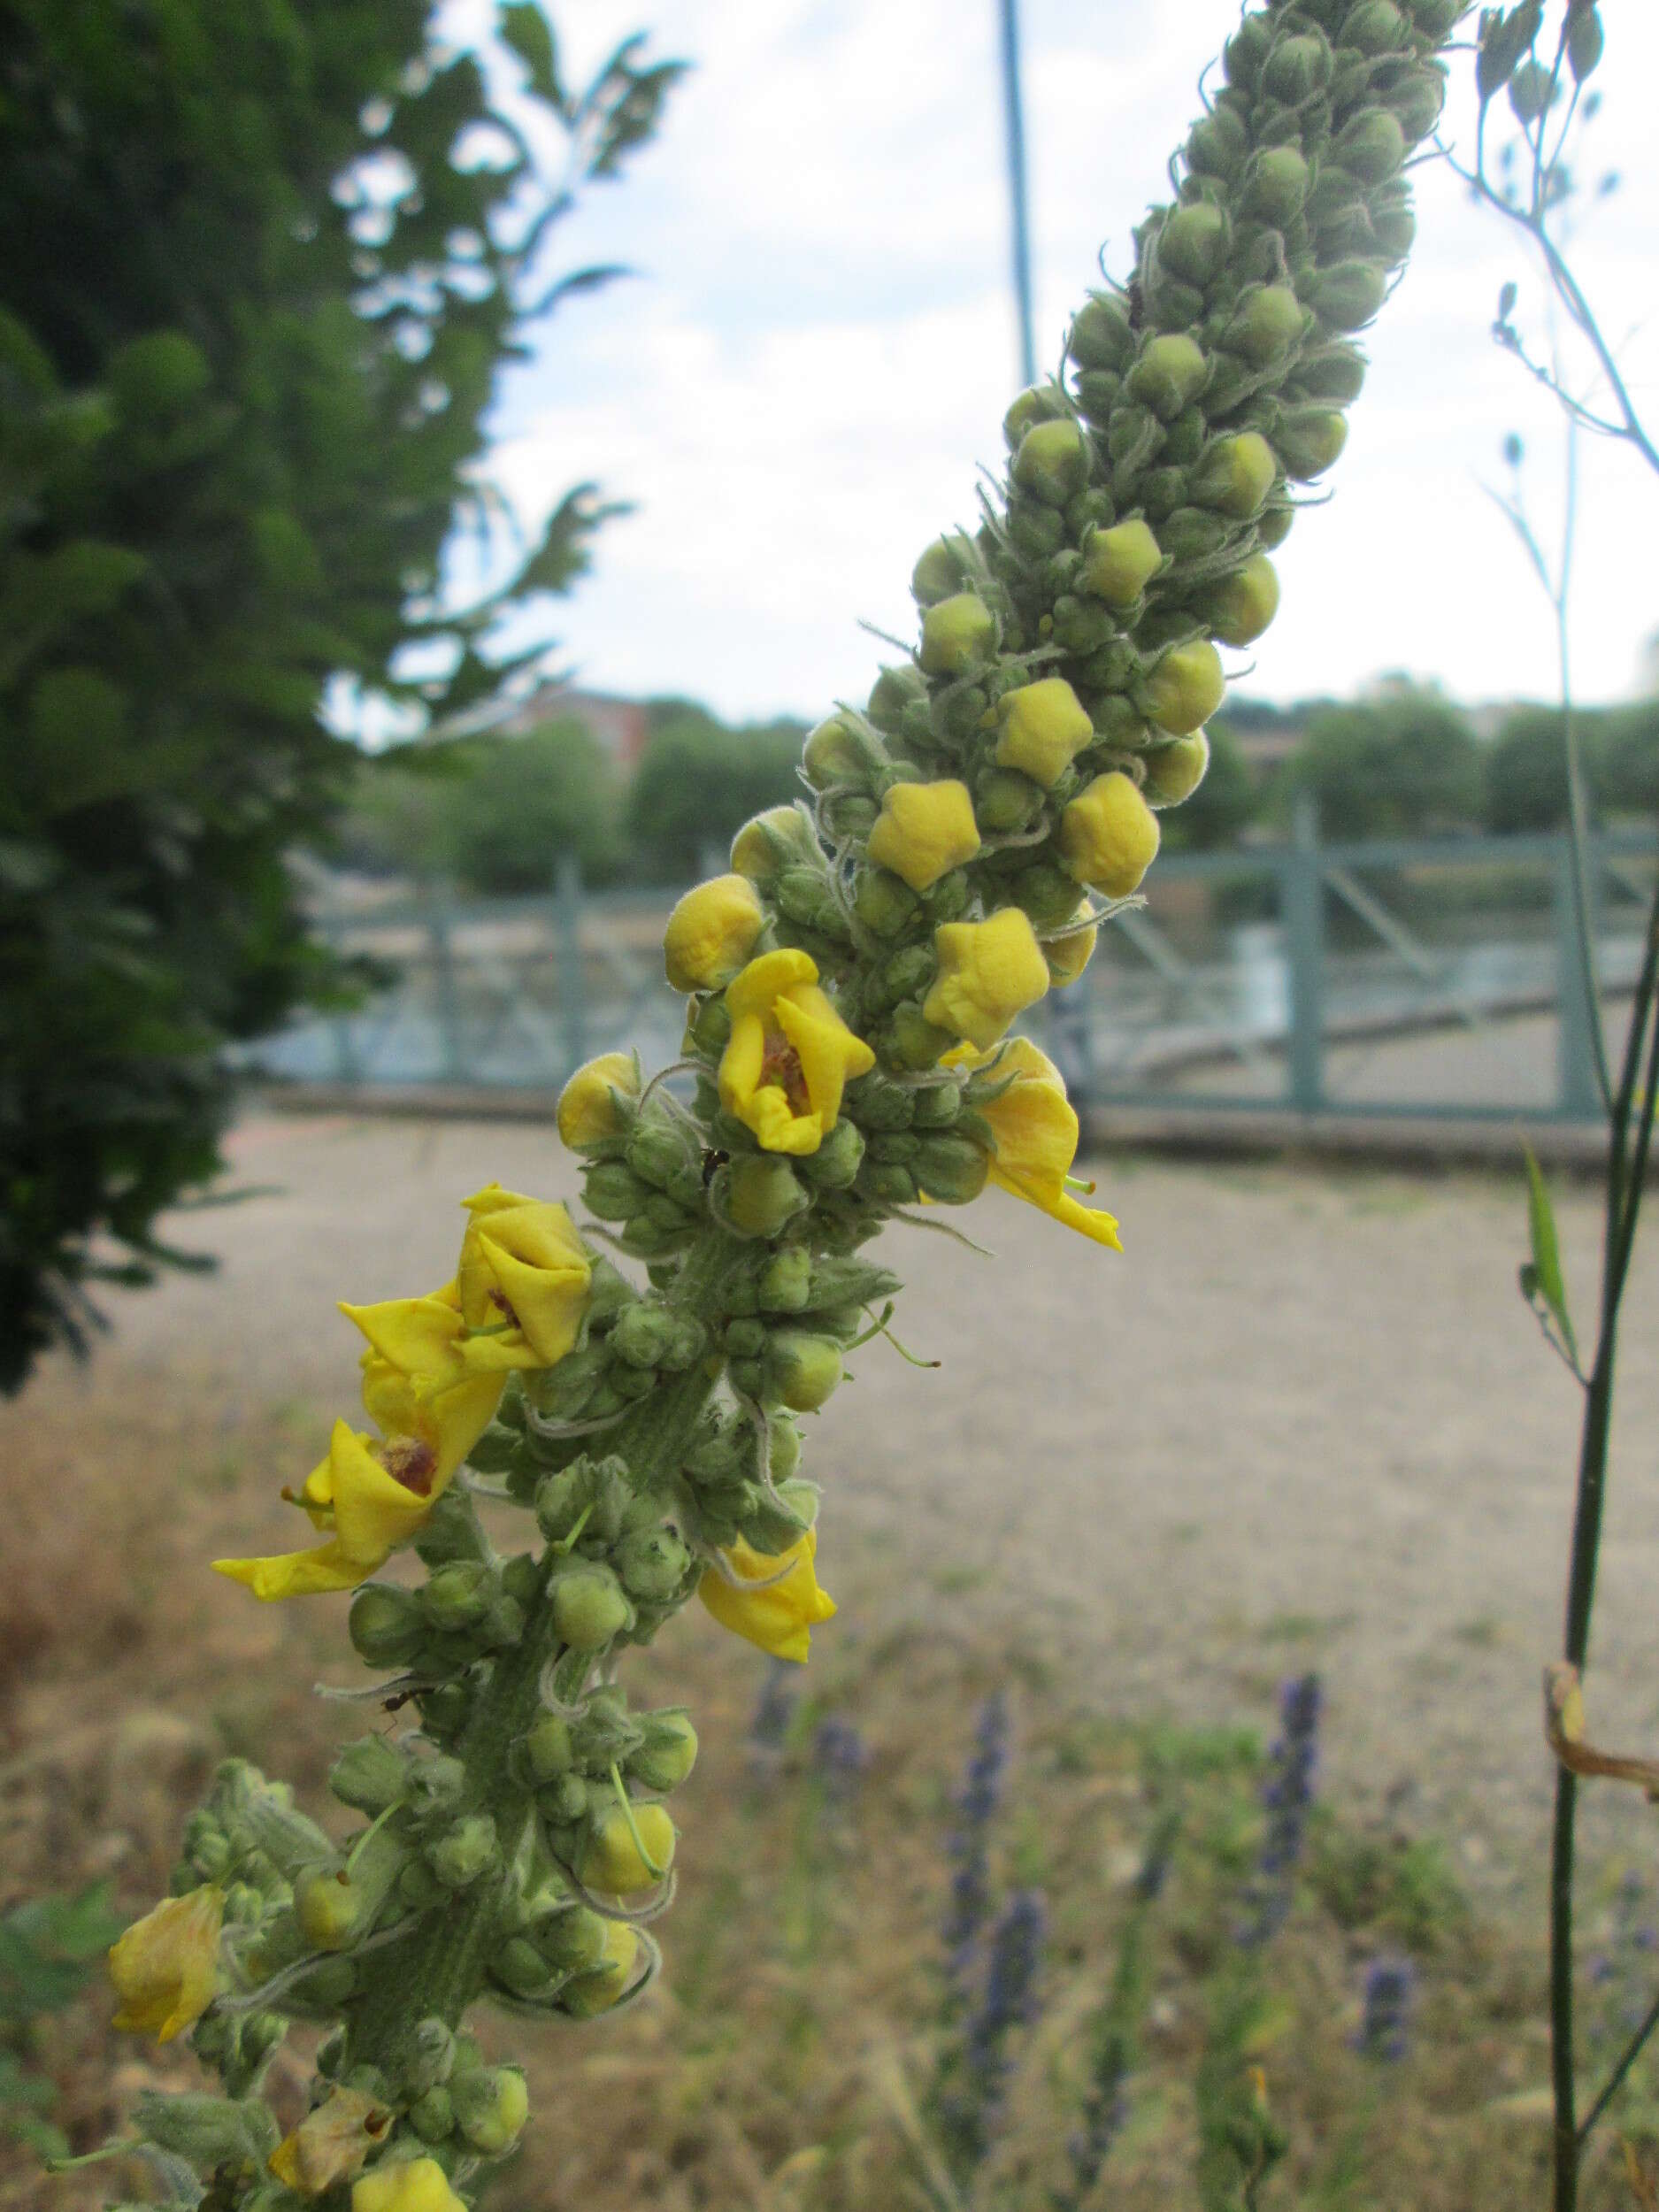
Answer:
(474, 0, 1659, 721)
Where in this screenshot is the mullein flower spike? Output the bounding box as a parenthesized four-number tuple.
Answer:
(119, 5, 1463, 2201)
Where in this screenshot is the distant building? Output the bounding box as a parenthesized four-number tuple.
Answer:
(488, 685, 650, 772)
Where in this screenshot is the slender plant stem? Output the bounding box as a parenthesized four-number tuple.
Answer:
(1579, 1985, 1659, 2150)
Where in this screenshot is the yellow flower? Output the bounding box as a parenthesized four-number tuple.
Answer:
(995, 678, 1094, 787)
(213, 1415, 466, 1599)
(352, 2159, 468, 2212)
(866, 779, 981, 892)
(108, 1886, 222, 2043)
(269, 2090, 391, 2196)
(1046, 900, 1098, 987)
(664, 872, 765, 994)
(557, 1050, 641, 1150)
(944, 1037, 1121, 1248)
(562, 1920, 641, 2017)
(921, 907, 1050, 1050)
(718, 950, 875, 1156)
(697, 1530, 837, 1663)
(454, 1185, 591, 1371)
(579, 1802, 677, 1896)
(1057, 772, 1161, 896)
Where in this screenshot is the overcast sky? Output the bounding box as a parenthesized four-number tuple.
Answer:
(453, 0, 1659, 724)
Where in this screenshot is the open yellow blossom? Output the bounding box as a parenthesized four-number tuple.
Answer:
(269, 2090, 391, 2195)
(697, 1529, 837, 1663)
(108, 1886, 222, 2043)
(557, 1050, 641, 1150)
(866, 779, 981, 892)
(718, 950, 874, 1156)
(353, 2159, 468, 2212)
(995, 678, 1094, 787)
(664, 873, 765, 994)
(921, 907, 1050, 1050)
(944, 1037, 1121, 1248)
(455, 1185, 591, 1371)
(1057, 771, 1161, 896)
(214, 1417, 463, 1599)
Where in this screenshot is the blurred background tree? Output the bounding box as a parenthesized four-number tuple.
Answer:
(623, 703, 807, 880)
(0, 0, 680, 1387)
(1275, 690, 1484, 839)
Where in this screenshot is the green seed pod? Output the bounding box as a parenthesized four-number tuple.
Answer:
(1013, 417, 1091, 506)
(1205, 554, 1280, 646)
(1241, 144, 1310, 224)
(920, 592, 996, 676)
(1144, 641, 1225, 735)
(1186, 103, 1249, 180)
(758, 1246, 814, 1313)
(719, 1155, 810, 1239)
(1507, 56, 1552, 123)
(911, 537, 965, 605)
(1142, 732, 1211, 808)
(861, 1159, 920, 1207)
(1126, 334, 1209, 421)
(1002, 382, 1066, 448)
(1083, 518, 1162, 608)
(1263, 30, 1333, 103)
(348, 1585, 424, 1668)
(1308, 258, 1389, 334)
(689, 994, 734, 1061)
(422, 1561, 495, 1632)
(584, 1160, 654, 1222)
(867, 664, 927, 735)
(409, 2088, 457, 2143)
(1190, 430, 1278, 518)
(797, 1114, 865, 1187)
(1334, 106, 1407, 184)
(406, 1755, 468, 1824)
(1225, 282, 1308, 365)
(1156, 201, 1230, 287)
(524, 1713, 576, 1782)
(1275, 405, 1349, 480)
(452, 2067, 529, 2157)
(627, 1711, 700, 1793)
(295, 1870, 366, 1953)
(1343, 0, 1407, 53)
(915, 1133, 991, 1204)
(1158, 505, 1232, 561)
(550, 1564, 634, 1653)
(419, 1680, 474, 1742)
(1067, 294, 1136, 373)
(975, 766, 1046, 833)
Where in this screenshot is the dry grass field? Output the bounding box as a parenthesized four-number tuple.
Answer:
(5, 1110, 1659, 2209)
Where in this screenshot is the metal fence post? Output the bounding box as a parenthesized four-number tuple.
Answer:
(556, 855, 586, 1079)
(1554, 830, 1602, 1120)
(1284, 795, 1325, 1114)
(428, 902, 465, 1084)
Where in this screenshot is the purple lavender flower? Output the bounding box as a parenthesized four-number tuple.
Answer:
(746, 1658, 796, 1780)
(942, 1694, 1009, 2012)
(812, 1715, 866, 1810)
(1237, 1673, 1322, 1948)
(939, 1886, 1046, 2177)
(1355, 1956, 1414, 2062)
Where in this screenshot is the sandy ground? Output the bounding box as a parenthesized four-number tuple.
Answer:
(5, 1109, 1658, 1917)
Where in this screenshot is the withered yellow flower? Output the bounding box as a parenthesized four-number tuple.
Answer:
(108, 1886, 222, 2043)
(718, 950, 874, 1156)
(269, 2089, 391, 2196)
(697, 1529, 837, 1663)
(352, 2158, 469, 2212)
(945, 1037, 1121, 1248)
(1057, 771, 1161, 896)
(454, 1185, 591, 1371)
(866, 779, 981, 892)
(556, 1050, 641, 1151)
(663, 872, 765, 994)
(921, 907, 1050, 1050)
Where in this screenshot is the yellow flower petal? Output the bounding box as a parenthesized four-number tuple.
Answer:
(269, 2090, 391, 2196)
(943, 1037, 1121, 1249)
(718, 954, 872, 1156)
(352, 2158, 469, 2212)
(922, 909, 1050, 1049)
(995, 678, 1094, 787)
(109, 1887, 223, 2043)
(214, 1540, 369, 1601)
(1056, 772, 1160, 895)
(216, 1419, 455, 1601)
(664, 874, 765, 994)
(456, 1191, 591, 1367)
(727, 948, 818, 1021)
(338, 1286, 466, 1391)
(866, 779, 981, 892)
(557, 1051, 641, 1150)
(697, 1531, 837, 1663)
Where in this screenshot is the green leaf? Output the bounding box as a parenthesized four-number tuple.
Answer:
(1522, 1145, 1578, 1367)
(499, 4, 565, 111)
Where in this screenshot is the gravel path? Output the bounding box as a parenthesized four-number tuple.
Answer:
(10, 1109, 1659, 1910)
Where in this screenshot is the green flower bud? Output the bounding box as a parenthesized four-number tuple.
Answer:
(1343, 0, 1407, 51)
(884, 1005, 956, 1071)
(1206, 554, 1280, 646)
(583, 1160, 655, 1222)
(419, 1680, 473, 1741)
(397, 1860, 447, 1914)
(580, 1802, 677, 1896)
(869, 1129, 920, 1164)
(759, 1246, 814, 1313)
(540, 1772, 589, 1824)
(623, 1122, 690, 1194)
(407, 1755, 467, 1822)
(1190, 431, 1278, 518)
(1223, 16, 1271, 88)
(911, 536, 966, 604)
(1002, 383, 1066, 448)
(920, 592, 996, 676)
(296, 1869, 367, 1953)
(1242, 144, 1310, 224)
(348, 1584, 424, 1668)
(426, 1813, 499, 1893)
(1383, 63, 1447, 144)
(764, 1332, 846, 1412)
(1144, 641, 1225, 735)
(1126, 333, 1208, 421)
(1051, 593, 1117, 655)
(719, 1154, 810, 1239)
(1014, 857, 1094, 931)
(560, 1921, 641, 2018)
(1275, 405, 1349, 480)
(910, 1079, 962, 1130)
(1013, 417, 1091, 506)
(286, 1955, 357, 2013)
(531, 1904, 608, 1975)
(1370, 189, 1416, 261)
(1409, 0, 1461, 35)
(613, 1525, 694, 1604)
(803, 713, 873, 790)
(409, 2088, 457, 2143)
(524, 1713, 576, 1782)
(1142, 733, 1211, 808)
(1161, 406, 1208, 469)
(1334, 106, 1407, 184)
(627, 1711, 700, 1793)
(1263, 30, 1333, 104)
(1294, 342, 1368, 404)
(915, 1133, 991, 1204)
(1186, 103, 1249, 180)
(1005, 495, 1067, 561)
(1256, 503, 1294, 551)
(724, 1317, 767, 1359)
(731, 803, 817, 886)
(797, 1114, 865, 1187)
(1158, 506, 1231, 561)
(1071, 369, 1122, 426)
(974, 767, 1046, 833)
(1067, 294, 1135, 373)
(550, 1563, 634, 1652)
(1308, 258, 1389, 334)
(1083, 518, 1163, 607)
(609, 1304, 703, 1371)
(1225, 283, 1308, 365)
(490, 1936, 557, 2002)
(853, 866, 920, 941)
(452, 2067, 529, 2157)
(421, 1561, 495, 1632)
(1156, 201, 1230, 287)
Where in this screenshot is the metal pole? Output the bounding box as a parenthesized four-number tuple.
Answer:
(1285, 795, 1325, 1115)
(996, 0, 1036, 388)
(1555, 830, 1602, 1120)
(556, 854, 587, 1080)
